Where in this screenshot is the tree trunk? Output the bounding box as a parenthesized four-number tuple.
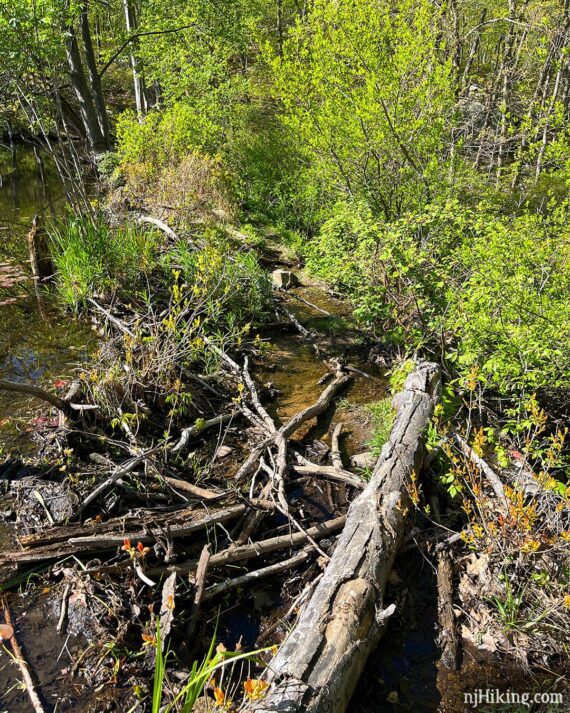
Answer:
(123, 0, 148, 118)
(79, 3, 109, 147)
(247, 361, 441, 713)
(65, 23, 107, 153)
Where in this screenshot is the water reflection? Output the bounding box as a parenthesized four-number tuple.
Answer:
(0, 144, 94, 453)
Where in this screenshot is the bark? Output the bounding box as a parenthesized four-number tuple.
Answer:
(1, 505, 248, 566)
(123, 0, 148, 118)
(247, 361, 440, 713)
(437, 551, 459, 670)
(65, 23, 107, 153)
(79, 4, 109, 147)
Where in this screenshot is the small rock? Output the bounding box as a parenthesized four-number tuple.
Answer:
(272, 269, 299, 290)
(350, 452, 376, 469)
(215, 445, 233, 460)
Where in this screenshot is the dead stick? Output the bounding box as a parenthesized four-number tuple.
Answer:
(186, 545, 211, 640)
(202, 549, 311, 602)
(437, 551, 459, 670)
(152, 516, 345, 576)
(1, 596, 46, 713)
(172, 413, 235, 453)
(86, 297, 136, 338)
(454, 433, 508, 511)
(0, 378, 67, 412)
(73, 444, 164, 519)
(330, 423, 344, 471)
(56, 583, 71, 634)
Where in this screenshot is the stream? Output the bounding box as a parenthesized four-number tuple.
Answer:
(0, 147, 546, 713)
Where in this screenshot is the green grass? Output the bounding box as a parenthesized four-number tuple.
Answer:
(49, 214, 159, 309)
(365, 397, 395, 455)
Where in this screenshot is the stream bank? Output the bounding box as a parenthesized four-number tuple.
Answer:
(1, 155, 567, 712)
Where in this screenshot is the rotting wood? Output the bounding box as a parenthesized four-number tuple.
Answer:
(1, 505, 249, 566)
(437, 550, 459, 670)
(246, 361, 440, 713)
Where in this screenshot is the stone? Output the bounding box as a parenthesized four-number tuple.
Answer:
(215, 445, 233, 460)
(350, 452, 376, 469)
(272, 269, 299, 290)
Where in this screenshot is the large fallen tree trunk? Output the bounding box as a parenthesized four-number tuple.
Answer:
(248, 361, 440, 713)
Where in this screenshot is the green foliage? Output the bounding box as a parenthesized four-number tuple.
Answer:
(49, 215, 159, 308)
(305, 198, 570, 395)
(166, 234, 273, 328)
(267, 0, 454, 220)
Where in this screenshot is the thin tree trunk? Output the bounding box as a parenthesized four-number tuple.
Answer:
(123, 0, 148, 118)
(65, 23, 106, 153)
(79, 3, 109, 147)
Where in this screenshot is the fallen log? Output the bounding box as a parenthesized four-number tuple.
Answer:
(1, 505, 248, 566)
(246, 361, 440, 713)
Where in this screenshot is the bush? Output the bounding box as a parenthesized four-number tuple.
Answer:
(305, 199, 570, 395)
(165, 233, 272, 328)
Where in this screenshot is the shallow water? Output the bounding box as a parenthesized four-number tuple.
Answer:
(0, 146, 94, 454)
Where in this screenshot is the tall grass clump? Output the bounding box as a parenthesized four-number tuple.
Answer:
(49, 214, 159, 309)
(149, 617, 275, 712)
(365, 397, 396, 456)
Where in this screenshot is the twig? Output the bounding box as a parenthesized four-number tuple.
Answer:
(282, 289, 331, 316)
(56, 583, 71, 634)
(86, 298, 136, 338)
(172, 413, 235, 453)
(1, 596, 46, 713)
(149, 516, 345, 576)
(202, 549, 311, 602)
(72, 443, 164, 519)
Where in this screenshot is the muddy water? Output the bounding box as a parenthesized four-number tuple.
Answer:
(0, 146, 94, 454)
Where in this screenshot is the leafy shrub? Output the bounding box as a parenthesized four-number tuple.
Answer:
(305, 199, 570, 395)
(166, 233, 272, 327)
